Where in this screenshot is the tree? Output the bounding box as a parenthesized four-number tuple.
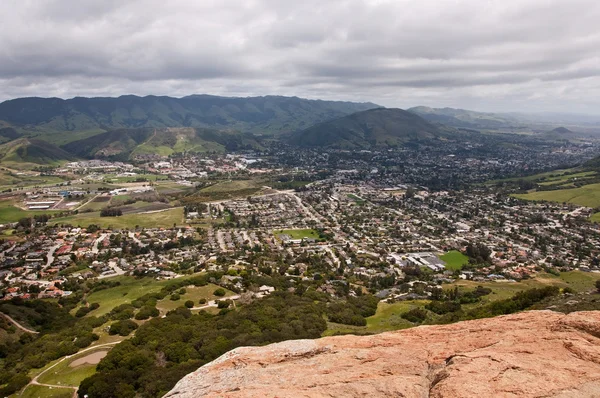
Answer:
(596, 280, 600, 292)
(213, 288, 226, 297)
(184, 300, 194, 308)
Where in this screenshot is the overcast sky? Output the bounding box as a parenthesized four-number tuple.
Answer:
(1, 0, 599, 114)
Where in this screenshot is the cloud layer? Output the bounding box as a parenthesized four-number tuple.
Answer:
(1, 0, 599, 113)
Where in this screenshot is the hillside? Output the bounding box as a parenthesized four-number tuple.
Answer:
(62, 127, 261, 160)
(0, 95, 378, 138)
(0, 138, 76, 169)
(165, 310, 600, 397)
(288, 108, 449, 148)
(408, 106, 521, 129)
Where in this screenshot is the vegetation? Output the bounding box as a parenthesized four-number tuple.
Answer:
(78, 292, 328, 397)
(288, 108, 453, 148)
(51, 207, 183, 229)
(0, 138, 75, 169)
(513, 183, 600, 208)
(0, 95, 376, 140)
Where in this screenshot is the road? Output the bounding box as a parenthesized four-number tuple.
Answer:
(128, 231, 147, 247)
(74, 193, 100, 211)
(0, 312, 39, 334)
(45, 244, 60, 268)
(97, 260, 126, 279)
(92, 233, 109, 254)
(188, 295, 240, 311)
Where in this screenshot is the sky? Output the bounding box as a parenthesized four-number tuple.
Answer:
(1, 0, 599, 114)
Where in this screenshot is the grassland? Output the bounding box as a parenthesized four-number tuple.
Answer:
(51, 207, 184, 229)
(487, 168, 581, 184)
(273, 228, 320, 240)
(537, 171, 596, 186)
(512, 183, 600, 208)
(347, 193, 366, 204)
(0, 169, 68, 191)
(37, 348, 110, 387)
(323, 271, 600, 336)
(156, 284, 235, 313)
(19, 384, 74, 398)
(0, 199, 61, 224)
(185, 179, 266, 202)
(73, 276, 180, 317)
(439, 250, 469, 271)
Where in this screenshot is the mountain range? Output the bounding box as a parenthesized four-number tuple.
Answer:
(0, 95, 377, 137)
(0, 94, 595, 168)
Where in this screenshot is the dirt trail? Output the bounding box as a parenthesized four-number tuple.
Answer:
(0, 312, 39, 334)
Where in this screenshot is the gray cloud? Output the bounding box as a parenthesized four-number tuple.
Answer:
(0, 0, 599, 114)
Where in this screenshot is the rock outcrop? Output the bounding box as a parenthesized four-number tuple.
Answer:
(165, 311, 600, 397)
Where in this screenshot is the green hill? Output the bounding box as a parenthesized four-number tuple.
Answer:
(0, 95, 378, 139)
(0, 138, 76, 169)
(288, 108, 451, 148)
(63, 127, 262, 160)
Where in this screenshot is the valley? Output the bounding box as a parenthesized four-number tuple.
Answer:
(1, 95, 600, 397)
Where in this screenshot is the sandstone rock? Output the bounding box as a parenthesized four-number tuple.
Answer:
(165, 311, 600, 397)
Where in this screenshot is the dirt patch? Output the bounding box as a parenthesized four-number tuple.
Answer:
(69, 350, 109, 367)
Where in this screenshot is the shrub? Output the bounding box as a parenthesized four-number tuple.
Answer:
(213, 288, 226, 297)
(401, 308, 428, 323)
(109, 319, 138, 336)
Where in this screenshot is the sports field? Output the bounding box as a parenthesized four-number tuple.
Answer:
(439, 250, 469, 271)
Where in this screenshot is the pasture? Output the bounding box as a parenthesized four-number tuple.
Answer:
(513, 183, 600, 208)
(274, 228, 320, 240)
(50, 207, 184, 229)
(156, 284, 236, 313)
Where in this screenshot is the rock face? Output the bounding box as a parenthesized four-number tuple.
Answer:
(165, 311, 600, 397)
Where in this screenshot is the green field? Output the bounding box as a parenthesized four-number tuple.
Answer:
(19, 384, 74, 398)
(537, 171, 596, 186)
(347, 193, 365, 204)
(274, 228, 320, 240)
(156, 284, 235, 312)
(51, 207, 184, 229)
(0, 170, 68, 191)
(513, 183, 600, 208)
(439, 250, 469, 271)
(74, 277, 180, 317)
(186, 179, 265, 202)
(487, 168, 581, 184)
(324, 271, 600, 336)
(37, 348, 111, 387)
(0, 200, 61, 224)
(102, 174, 169, 183)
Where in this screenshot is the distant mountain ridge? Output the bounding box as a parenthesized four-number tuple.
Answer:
(408, 106, 521, 129)
(288, 108, 451, 148)
(0, 95, 378, 136)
